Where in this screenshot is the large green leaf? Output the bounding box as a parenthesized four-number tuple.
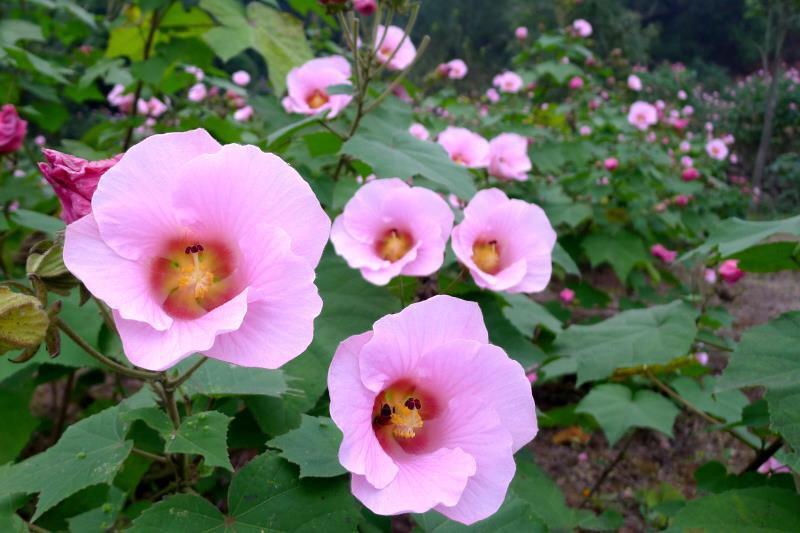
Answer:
(415, 494, 546, 533)
(576, 383, 680, 445)
(267, 415, 345, 478)
(178, 357, 288, 398)
(582, 231, 648, 282)
(200, 0, 253, 61)
(127, 493, 226, 532)
(682, 214, 800, 261)
(501, 293, 563, 335)
(731, 242, 800, 273)
(164, 411, 233, 471)
(555, 301, 698, 384)
(0, 19, 44, 46)
(249, 3, 313, 95)
(0, 368, 38, 464)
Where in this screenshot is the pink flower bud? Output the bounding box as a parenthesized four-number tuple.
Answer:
(559, 288, 575, 304)
(0, 104, 28, 154)
(603, 157, 618, 171)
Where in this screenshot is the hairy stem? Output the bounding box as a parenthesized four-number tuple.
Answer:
(580, 430, 636, 507)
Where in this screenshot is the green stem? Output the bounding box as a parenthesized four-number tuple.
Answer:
(131, 447, 169, 464)
(166, 356, 208, 390)
(363, 35, 430, 115)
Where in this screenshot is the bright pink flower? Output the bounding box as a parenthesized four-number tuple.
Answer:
(604, 157, 619, 171)
(559, 288, 575, 304)
(38, 148, 122, 224)
(137, 97, 168, 118)
(515, 26, 528, 41)
(282, 56, 352, 118)
(568, 76, 584, 90)
(757, 457, 790, 476)
(63, 129, 330, 371)
(671, 118, 690, 130)
(329, 296, 537, 524)
(572, 19, 592, 37)
(627, 101, 658, 130)
(527, 371, 538, 384)
(488, 133, 531, 181)
(445, 59, 468, 80)
(188, 83, 207, 102)
(353, 0, 377, 16)
(706, 138, 729, 161)
(650, 244, 677, 263)
(232, 70, 251, 86)
(718, 259, 744, 284)
(682, 167, 700, 181)
(486, 88, 500, 103)
(627, 74, 642, 91)
(374, 25, 416, 71)
(233, 105, 254, 122)
(437, 127, 490, 168)
(408, 123, 430, 141)
(493, 71, 524, 93)
(673, 194, 690, 206)
(452, 189, 556, 293)
(330, 179, 453, 285)
(0, 104, 27, 154)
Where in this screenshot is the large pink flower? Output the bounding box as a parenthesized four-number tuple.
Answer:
(0, 104, 27, 154)
(330, 179, 453, 285)
(488, 133, 531, 181)
(374, 25, 416, 71)
(282, 56, 353, 118)
(63, 129, 330, 371)
(38, 148, 122, 224)
(705, 138, 729, 161)
(492, 71, 523, 93)
(451, 189, 556, 293)
(572, 19, 593, 37)
(328, 296, 537, 524)
(437, 127, 490, 168)
(627, 101, 658, 130)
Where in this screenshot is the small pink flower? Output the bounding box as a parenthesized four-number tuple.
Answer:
(486, 88, 500, 103)
(683, 105, 694, 116)
(679, 140, 691, 153)
(604, 157, 619, 171)
(233, 105, 254, 122)
(452, 189, 556, 293)
(488, 133, 531, 181)
(353, 0, 376, 16)
(651, 244, 677, 263)
(232, 70, 251, 86)
(34, 134, 46, 146)
(107, 84, 134, 113)
(572, 19, 593, 37)
(678, 89, 687, 100)
(185, 65, 204, 81)
(559, 288, 575, 304)
(597, 176, 610, 186)
(282, 56, 353, 118)
(493, 71, 524, 94)
(515, 26, 528, 41)
(627, 74, 642, 91)
(704, 268, 717, 284)
(38, 148, 122, 224)
(673, 194, 690, 206)
(579, 125, 592, 136)
(374, 25, 416, 71)
(682, 167, 700, 181)
(757, 457, 790, 476)
(408, 123, 430, 141)
(138, 97, 168, 118)
(445, 59, 468, 80)
(695, 352, 709, 366)
(718, 259, 744, 285)
(706, 138, 729, 161)
(578, 452, 589, 462)
(437, 127, 490, 168)
(568, 76, 584, 90)
(188, 83, 207, 102)
(63, 129, 330, 371)
(329, 296, 537, 524)
(330, 178, 454, 286)
(527, 371, 538, 384)
(627, 101, 658, 130)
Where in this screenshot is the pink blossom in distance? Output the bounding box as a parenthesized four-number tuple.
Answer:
(328, 296, 537, 524)
(706, 138, 729, 161)
(559, 288, 575, 304)
(572, 19, 593, 37)
(34, 135, 46, 146)
(408, 123, 430, 141)
(0, 104, 27, 154)
(188, 83, 207, 102)
(627, 74, 642, 91)
(694, 352, 709, 366)
(493, 71, 524, 94)
(604, 157, 619, 171)
(330, 178, 454, 285)
(704, 268, 718, 284)
(486, 88, 500, 103)
(650, 244, 677, 263)
(568, 76, 584, 90)
(444, 59, 468, 80)
(437, 127, 490, 168)
(353, 0, 377, 16)
(63, 129, 330, 371)
(232, 70, 251, 86)
(488, 133, 531, 181)
(374, 25, 416, 71)
(682, 167, 700, 181)
(107, 84, 134, 113)
(451, 189, 556, 293)
(718, 259, 744, 284)
(282, 56, 353, 118)
(627, 101, 658, 130)
(515, 26, 528, 41)
(233, 105, 254, 122)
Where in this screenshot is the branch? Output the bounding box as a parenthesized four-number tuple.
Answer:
(743, 437, 784, 473)
(580, 430, 636, 507)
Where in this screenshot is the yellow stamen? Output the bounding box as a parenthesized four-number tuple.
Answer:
(307, 90, 329, 109)
(177, 252, 214, 299)
(390, 403, 423, 439)
(472, 240, 501, 274)
(379, 229, 412, 262)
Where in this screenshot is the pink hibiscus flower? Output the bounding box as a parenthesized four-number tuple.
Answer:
(330, 178, 453, 285)
(493, 71, 524, 93)
(627, 74, 642, 91)
(451, 189, 556, 293)
(328, 296, 537, 524)
(444, 59, 468, 80)
(437, 127, 490, 168)
(515, 26, 528, 41)
(718, 259, 744, 284)
(572, 19, 593, 37)
(706, 138, 729, 161)
(604, 157, 619, 171)
(488, 133, 531, 181)
(63, 129, 330, 371)
(627, 101, 658, 130)
(374, 25, 416, 71)
(650, 244, 677, 263)
(282, 56, 353, 118)
(408, 122, 430, 141)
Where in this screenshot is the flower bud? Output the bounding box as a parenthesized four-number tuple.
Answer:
(0, 287, 49, 358)
(0, 104, 27, 154)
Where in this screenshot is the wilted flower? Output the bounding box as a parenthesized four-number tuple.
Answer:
(650, 244, 677, 263)
(437, 127, 490, 168)
(232, 70, 251, 86)
(572, 19, 593, 37)
(627, 74, 642, 91)
(374, 25, 416, 71)
(718, 259, 744, 284)
(493, 71, 524, 93)
(627, 101, 658, 130)
(706, 138, 729, 160)
(488, 133, 531, 181)
(408, 123, 430, 141)
(282, 56, 353, 118)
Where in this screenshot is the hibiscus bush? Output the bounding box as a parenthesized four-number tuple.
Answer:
(1, 0, 800, 531)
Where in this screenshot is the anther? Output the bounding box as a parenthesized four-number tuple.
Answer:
(381, 404, 391, 418)
(196, 244, 204, 252)
(414, 398, 421, 410)
(190, 245, 199, 253)
(185, 246, 192, 254)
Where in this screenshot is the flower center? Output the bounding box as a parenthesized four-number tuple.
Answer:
(472, 240, 501, 274)
(374, 394, 424, 439)
(380, 45, 393, 57)
(307, 89, 329, 109)
(452, 153, 465, 165)
(378, 229, 412, 262)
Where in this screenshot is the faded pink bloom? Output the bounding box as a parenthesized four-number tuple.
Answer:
(408, 123, 430, 141)
(718, 259, 744, 284)
(646, 131, 657, 143)
(597, 176, 610, 186)
(63, 129, 330, 370)
(679, 140, 691, 153)
(329, 296, 537, 524)
(682, 167, 700, 181)
(330, 179, 453, 285)
(572, 19, 592, 37)
(188, 83, 207, 102)
(706, 138, 729, 161)
(704, 268, 717, 284)
(627, 74, 642, 91)
(682, 105, 694, 116)
(38, 148, 122, 224)
(568, 76, 584, 90)
(34, 135, 46, 146)
(627, 101, 658, 130)
(486, 88, 500, 103)
(694, 352, 709, 366)
(437, 127, 490, 168)
(515, 26, 528, 41)
(232, 70, 251, 86)
(604, 157, 619, 171)
(671, 118, 690, 130)
(452, 189, 556, 293)
(233, 105, 254, 122)
(107, 84, 134, 113)
(757, 457, 790, 476)
(559, 288, 575, 304)
(488, 133, 531, 181)
(493, 71, 524, 94)
(444, 59, 468, 80)
(185, 65, 204, 81)
(579, 125, 592, 136)
(651, 244, 677, 263)
(138, 97, 168, 118)
(374, 25, 416, 71)
(353, 0, 377, 16)
(282, 56, 353, 118)
(678, 89, 687, 100)
(391, 84, 413, 103)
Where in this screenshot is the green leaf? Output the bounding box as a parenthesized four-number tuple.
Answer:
(667, 487, 800, 532)
(66, 486, 125, 532)
(582, 231, 648, 282)
(556, 301, 698, 384)
(764, 386, 800, 464)
(0, 368, 38, 464)
(0, 405, 133, 520)
(267, 415, 345, 478)
(341, 114, 477, 199)
(248, 3, 312, 95)
(178, 357, 288, 397)
(670, 377, 748, 424)
(576, 383, 680, 444)
(8, 209, 65, 235)
(0, 20, 44, 47)
(415, 493, 546, 532)
(682, 214, 800, 261)
(4, 47, 72, 83)
(552, 242, 579, 276)
(128, 493, 226, 532)
(731, 241, 800, 272)
(200, 0, 253, 61)
(164, 411, 233, 471)
(501, 293, 562, 335)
